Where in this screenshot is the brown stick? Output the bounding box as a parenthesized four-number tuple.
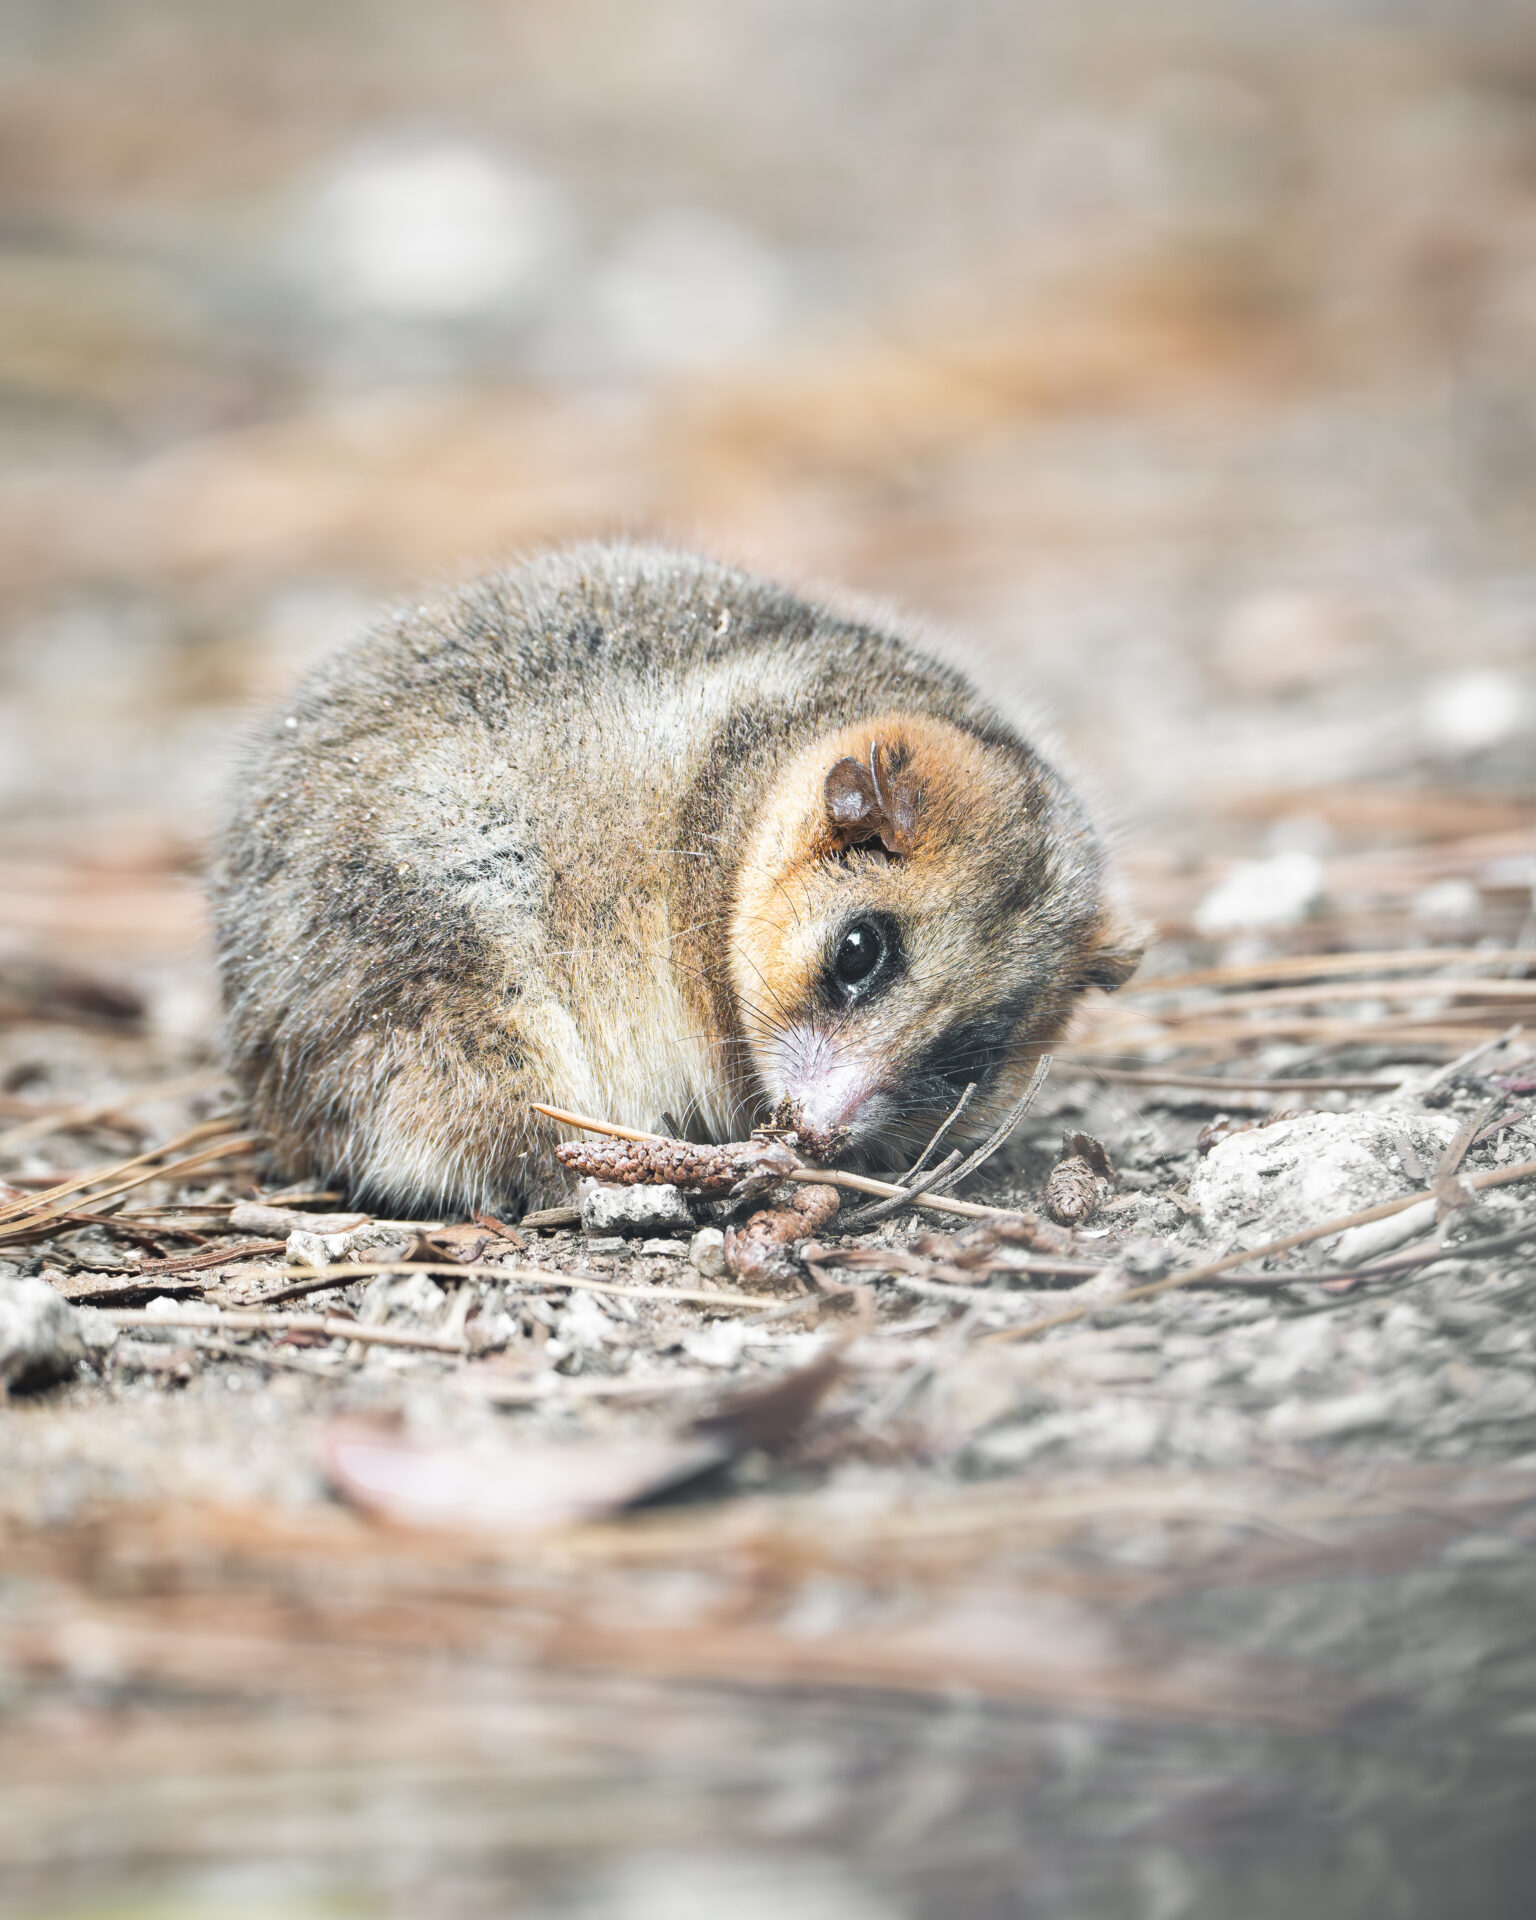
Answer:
(531, 1103, 666, 1144)
(1129, 949, 1536, 994)
(0, 1070, 227, 1157)
(103, 1307, 470, 1355)
(0, 1118, 245, 1228)
(1051, 1066, 1409, 1094)
(0, 1134, 260, 1244)
(1123, 1016, 1510, 1045)
(134, 1238, 287, 1276)
(787, 1169, 1034, 1222)
(986, 1156, 1536, 1345)
(812, 1244, 1105, 1281)
(254, 1259, 771, 1311)
(1435, 1100, 1497, 1185)
(1136, 978, 1536, 1015)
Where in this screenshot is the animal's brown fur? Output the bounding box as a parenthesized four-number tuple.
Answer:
(210, 543, 1139, 1213)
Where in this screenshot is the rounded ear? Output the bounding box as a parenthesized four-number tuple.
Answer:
(824, 755, 883, 844)
(1077, 922, 1146, 993)
(823, 741, 920, 855)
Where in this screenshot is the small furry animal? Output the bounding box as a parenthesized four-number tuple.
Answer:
(211, 543, 1140, 1213)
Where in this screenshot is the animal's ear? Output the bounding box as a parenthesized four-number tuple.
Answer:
(823, 741, 920, 856)
(824, 755, 883, 844)
(1077, 921, 1146, 993)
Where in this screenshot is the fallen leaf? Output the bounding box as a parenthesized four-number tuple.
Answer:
(325, 1421, 730, 1533)
(693, 1343, 846, 1452)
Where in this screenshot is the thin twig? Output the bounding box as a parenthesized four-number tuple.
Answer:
(1051, 1066, 1409, 1094)
(251, 1259, 771, 1311)
(985, 1154, 1536, 1345)
(1210, 1213, 1536, 1289)
(0, 1117, 240, 1225)
(838, 1148, 964, 1233)
(0, 1131, 259, 1243)
(940, 1057, 1052, 1191)
(828, 1058, 1051, 1234)
(1472, 1106, 1532, 1149)
(887, 1273, 1020, 1305)
(103, 1307, 469, 1355)
(796, 1169, 1031, 1222)
(1423, 1026, 1525, 1091)
(1435, 1098, 1500, 1185)
(1128, 948, 1536, 994)
(1122, 1014, 1512, 1045)
(1139, 978, 1536, 1015)
(531, 1103, 666, 1144)
(134, 1238, 287, 1276)
(901, 1083, 979, 1185)
(0, 1070, 227, 1157)
(813, 1244, 1105, 1281)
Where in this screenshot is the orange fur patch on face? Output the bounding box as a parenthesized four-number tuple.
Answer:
(729, 712, 1020, 1041)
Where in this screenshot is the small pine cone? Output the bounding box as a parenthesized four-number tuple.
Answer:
(1044, 1132, 1113, 1228)
(725, 1183, 842, 1290)
(555, 1134, 797, 1198)
(1045, 1157, 1098, 1227)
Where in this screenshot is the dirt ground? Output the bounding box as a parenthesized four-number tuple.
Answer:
(3, 5, 1536, 1917)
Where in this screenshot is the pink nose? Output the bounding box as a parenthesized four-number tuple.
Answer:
(772, 1026, 875, 1132)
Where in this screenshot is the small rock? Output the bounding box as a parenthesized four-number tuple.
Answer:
(1264, 1389, 1395, 1441)
(689, 1227, 728, 1278)
(1461, 1372, 1536, 1425)
(286, 1223, 413, 1269)
(1062, 1397, 1167, 1463)
(285, 1229, 333, 1271)
(922, 1349, 1056, 1440)
(70, 1305, 120, 1355)
(556, 1290, 620, 1352)
(1048, 1345, 1161, 1386)
(1432, 1297, 1502, 1335)
(1477, 1324, 1534, 1358)
(1163, 1403, 1251, 1466)
(0, 1277, 113, 1390)
(681, 1321, 751, 1369)
(639, 1237, 686, 1257)
(1120, 1237, 1174, 1281)
(579, 1180, 694, 1237)
(1245, 1314, 1340, 1391)
(360, 1271, 447, 1327)
(468, 1301, 520, 1354)
(145, 1295, 215, 1321)
(112, 1340, 193, 1381)
(1193, 850, 1324, 934)
(1190, 1109, 1458, 1246)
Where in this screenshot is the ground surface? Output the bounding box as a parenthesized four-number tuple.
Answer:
(3, 5, 1536, 1917)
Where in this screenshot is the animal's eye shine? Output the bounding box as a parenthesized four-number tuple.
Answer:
(835, 923, 883, 986)
(824, 914, 903, 1006)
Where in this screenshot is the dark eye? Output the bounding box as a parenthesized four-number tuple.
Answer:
(824, 915, 903, 1006)
(835, 922, 884, 986)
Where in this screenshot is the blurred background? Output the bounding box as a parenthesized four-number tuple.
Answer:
(3, 5, 1536, 1916)
(3, 0, 1535, 1042)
